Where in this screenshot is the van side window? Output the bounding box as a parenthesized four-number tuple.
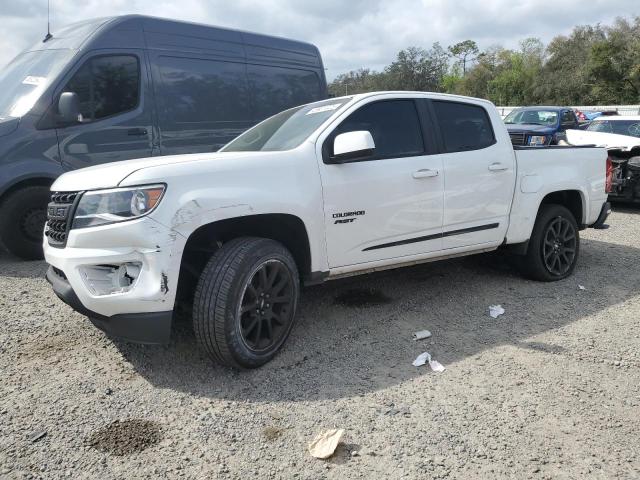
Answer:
(247, 66, 322, 119)
(64, 55, 139, 122)
(433, 101, 495, 153)
(155, 56, 250, 124)
(329, 100, 425, 159)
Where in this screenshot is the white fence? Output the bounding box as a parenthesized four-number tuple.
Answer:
(496, 105, 640, 118)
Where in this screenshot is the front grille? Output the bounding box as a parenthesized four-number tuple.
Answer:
(509, 132, 527, 146)
(45, 191, 80, 247)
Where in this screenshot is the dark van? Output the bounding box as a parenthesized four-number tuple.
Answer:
(0, 15, 328, 259)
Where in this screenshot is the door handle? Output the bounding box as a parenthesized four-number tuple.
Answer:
(488, 162, 508, 172)
(127, 128, 148, 136)
(412, 169, 439, 179)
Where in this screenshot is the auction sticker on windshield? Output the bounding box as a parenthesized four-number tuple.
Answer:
(22, 76, 46, 86)
(306, 104, 343, 115)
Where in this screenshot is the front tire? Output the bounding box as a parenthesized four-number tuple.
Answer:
(0, 186, 50, 260)
(518, 204, 580, 281)
(193, 237, 300, 368)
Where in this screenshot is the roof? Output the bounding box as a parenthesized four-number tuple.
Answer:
(590, 116, 640, 121)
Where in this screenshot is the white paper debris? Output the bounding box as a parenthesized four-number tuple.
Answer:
(412, 352, 431, 366)
(489, 305, 505, 318)
(428, 360, 446, 373)
(578, 285, 586, 290)
(308, 429, 344, 459)
(413, 329, 432, 340)
(305, 103, 342, 115)
(412, 352, 445, 372)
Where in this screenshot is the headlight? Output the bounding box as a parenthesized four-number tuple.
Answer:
(73, 185, 165, 229)
(528, 135, 547, 146)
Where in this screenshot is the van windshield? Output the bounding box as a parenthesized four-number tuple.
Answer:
(0, 49, 75, 119)
(221, 97, 352, 152)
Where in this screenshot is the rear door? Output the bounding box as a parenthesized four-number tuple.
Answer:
(318, 98, 444, 268)
(430, 99, 516, 249)
(55, 51, 154, 170)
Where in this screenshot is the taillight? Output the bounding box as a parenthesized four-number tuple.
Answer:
(605, 156, 613, 193)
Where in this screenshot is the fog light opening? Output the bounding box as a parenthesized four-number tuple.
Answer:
(80, 262, 142, 296)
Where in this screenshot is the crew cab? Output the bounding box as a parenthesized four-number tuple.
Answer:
(44, 92, 611, 368)
(504, 106, 580, 146)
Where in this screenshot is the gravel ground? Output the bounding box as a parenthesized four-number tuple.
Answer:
(1, 208, 639, 479)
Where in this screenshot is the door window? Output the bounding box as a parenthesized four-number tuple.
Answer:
(63, 55, 140, 122)
(433, 100, 495, 153)
(561, 110, 576, 125)
(329, 100, 425, 159)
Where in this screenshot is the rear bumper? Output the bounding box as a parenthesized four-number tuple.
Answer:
(590, 201, 611, 229)
(46, 266, 172, 344)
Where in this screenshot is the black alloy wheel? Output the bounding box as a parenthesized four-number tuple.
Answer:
(238, 259, 295, 353)
(542, 216, 577, 276)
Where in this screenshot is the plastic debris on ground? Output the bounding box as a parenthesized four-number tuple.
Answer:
(578, 285, 586, 290)
(413, 329, 432, 340)
(489, 305, 505, 318)
(412, 352, 446, 372)
(308, 429, 345, 459)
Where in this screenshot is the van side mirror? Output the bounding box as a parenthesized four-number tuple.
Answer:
(328, 131, 375, 163)
(58, 92, 80, 123)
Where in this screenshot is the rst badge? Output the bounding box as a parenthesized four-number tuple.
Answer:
(333, 210, 365, 224)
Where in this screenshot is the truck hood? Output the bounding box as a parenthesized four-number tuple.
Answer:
(0, 117, 19, 138)
(51, 151, 264, 191)
(565, 129, 640, 151)
(506, 124, 557, 135)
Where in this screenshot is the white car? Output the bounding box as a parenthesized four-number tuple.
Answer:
(44, 92, 612, 368)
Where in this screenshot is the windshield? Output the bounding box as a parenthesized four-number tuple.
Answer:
(587, 119, 640, 138)
(0, 49, 75, 118)
(504, 109, 559, 126)
(222, 97, 353, 152)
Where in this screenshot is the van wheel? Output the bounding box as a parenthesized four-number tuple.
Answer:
(518, 204, 580, 282)
(0, 186, 50, 260)
(193, 237, 299, 368)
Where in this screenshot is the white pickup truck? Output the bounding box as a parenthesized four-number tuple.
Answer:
(44, 92, 612, 368)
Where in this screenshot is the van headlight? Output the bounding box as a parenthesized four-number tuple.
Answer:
(73, 185, 165, 229)
(528, 135, 548, 146)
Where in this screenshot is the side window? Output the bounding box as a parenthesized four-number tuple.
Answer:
(247, 65, 322, 120)
(64, 55, 139, 122)
(156, 56, 249, 125)
(331, 100, 425, 159)
(561, 110, 576, 124)
(433, 101, 495, 153)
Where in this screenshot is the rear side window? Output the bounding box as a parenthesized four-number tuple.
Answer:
(561, 110, 576, 123)
(433, 101, 495, 153)
(156, 56, 250, 124)
(64, 55, 139, 122)
(247, 65, 322, 119)
(331, 100, 425, 159)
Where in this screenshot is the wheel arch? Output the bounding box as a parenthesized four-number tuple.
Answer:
(538, 189, 585, 228)
(174, 213, 313, 310)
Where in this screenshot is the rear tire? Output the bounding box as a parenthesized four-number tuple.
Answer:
(518, 204, 580, 282)
(0, 186, 50, 260)
(193, 237, 299, 368)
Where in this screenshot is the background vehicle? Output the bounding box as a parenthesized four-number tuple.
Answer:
(44, 92, 610, 369)
(504, 106, 579, 146)
(584, 116, 640, 139)
(0, 15, 327, 259)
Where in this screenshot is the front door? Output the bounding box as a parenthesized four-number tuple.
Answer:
(56, 51, 154, 171)
(318, 98, 444, 268)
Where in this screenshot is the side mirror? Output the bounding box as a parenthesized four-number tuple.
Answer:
(58, 92, 80, 123)
(329, 131, 375, 163)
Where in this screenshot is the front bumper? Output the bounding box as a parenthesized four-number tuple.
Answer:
(46, 266, 172, 344)
(43, 216, 185, 344)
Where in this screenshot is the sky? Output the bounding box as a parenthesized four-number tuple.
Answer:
(1, 0, 638, 79)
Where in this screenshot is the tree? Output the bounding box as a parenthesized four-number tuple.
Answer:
(448, 40, 479, 75)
